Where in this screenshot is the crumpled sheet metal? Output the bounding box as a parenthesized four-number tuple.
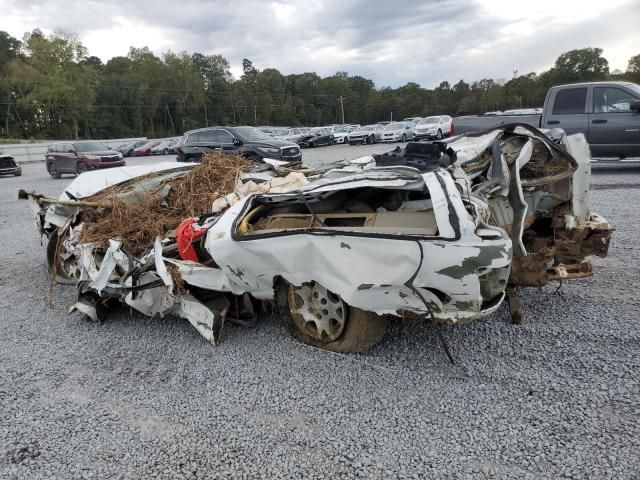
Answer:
(203, 168, 512, 322)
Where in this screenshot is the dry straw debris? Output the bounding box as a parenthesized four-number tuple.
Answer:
(80, 152, 254, 256)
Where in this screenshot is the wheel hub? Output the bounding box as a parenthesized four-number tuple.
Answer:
(289, 282, 346, 342)
(56, 236, 83, 281)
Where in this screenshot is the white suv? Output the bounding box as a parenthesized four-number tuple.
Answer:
(413, 115, 452, 140)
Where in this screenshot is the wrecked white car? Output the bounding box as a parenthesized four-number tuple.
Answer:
(21, 124, 612, 352)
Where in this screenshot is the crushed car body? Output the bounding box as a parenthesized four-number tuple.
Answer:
(21, 124, 612, 351)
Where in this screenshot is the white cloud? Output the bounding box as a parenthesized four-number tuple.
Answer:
(0, 0, 638, 86)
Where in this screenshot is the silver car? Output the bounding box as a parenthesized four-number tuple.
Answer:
(379, 122, 414, 142)
(414, 116, 453, 140)
(348, 125, 386, 145)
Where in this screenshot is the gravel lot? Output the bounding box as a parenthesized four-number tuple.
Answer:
(1, 144, 639, 479)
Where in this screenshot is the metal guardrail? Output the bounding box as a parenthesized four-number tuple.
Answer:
(0, 138, 147, 163)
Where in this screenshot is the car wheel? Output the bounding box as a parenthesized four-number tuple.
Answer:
(401, 134, 407, 142)
(287, 281, 387, 353)
(163, 149, 168, 155)
(46, 229, 83, 285)
(436, 129, 442, 140)
(47, 163, 61, 179)
(76, 162, 89, 175)
(14, 171, 21, 177)
(312, 140, 318, 148)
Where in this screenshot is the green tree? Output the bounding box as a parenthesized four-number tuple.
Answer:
(20, 30, 97, 138)
(628, 54, 640, 73)
(552, 47, 609, 83)
(0, 31, 22, 136)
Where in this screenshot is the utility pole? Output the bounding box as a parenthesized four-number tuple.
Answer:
(337, 96, 345, 124)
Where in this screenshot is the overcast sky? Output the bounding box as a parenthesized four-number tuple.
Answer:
(2, 0, 639, 87)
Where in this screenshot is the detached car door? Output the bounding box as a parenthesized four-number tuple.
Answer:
(588, 85, 640, 157)
(543, 86, 589, 135)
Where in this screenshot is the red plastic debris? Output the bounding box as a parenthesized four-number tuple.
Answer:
(176, 218, 207, 262)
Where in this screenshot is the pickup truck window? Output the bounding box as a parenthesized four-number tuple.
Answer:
(552, 87, 587, 115)
(593, 87, 638, 113)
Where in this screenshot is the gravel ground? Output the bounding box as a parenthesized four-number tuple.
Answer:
(1, 144, 639, 479)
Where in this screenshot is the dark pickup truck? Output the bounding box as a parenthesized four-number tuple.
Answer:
(454, 81, 640, 158)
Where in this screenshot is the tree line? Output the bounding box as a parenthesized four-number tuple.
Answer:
(1, 29, 639, 141)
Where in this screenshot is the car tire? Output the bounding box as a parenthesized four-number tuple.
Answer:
(47, 163, 61, 179)
(163, 149, 168, 155)
(436, 129, 442, 140)
(14, 171, 21, 177)
(76, 162, 89, 175)
(288, 282, 387, 353)
(312, 140, 318, 148)
(401, 134, 407, 142)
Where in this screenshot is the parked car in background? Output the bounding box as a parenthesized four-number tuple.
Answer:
(0, 150, 21, 176)
(298, 128, 335, 148)
(151, 139, 177, 155)
(414, 115, 453, 140)
(133, 141, 160, 156)
(348, 124, 385, 144)
(380, 122, 413, 142)
(332, 125, 358, 144)
(175, 126, 302, 163)
(271, 128, 305, 141)
(166, 138, 180, 153)
(45, 141, 125, 179)
(402, 117, 422, 123)
(454, 81, 640, 158)
(117, 140, 147, 157)
(377, 121, 391, 126)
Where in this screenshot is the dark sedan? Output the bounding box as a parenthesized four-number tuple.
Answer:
(117, 140, 147, 157)
(297, 128, 334, 148)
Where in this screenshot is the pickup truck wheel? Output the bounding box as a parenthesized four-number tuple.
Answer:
(288, 281, 387, 352)
(46, 230, 82, 285)
(436, 129, 442, 140)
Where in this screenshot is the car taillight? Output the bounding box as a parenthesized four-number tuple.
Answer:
(450, 121, 455, 136)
